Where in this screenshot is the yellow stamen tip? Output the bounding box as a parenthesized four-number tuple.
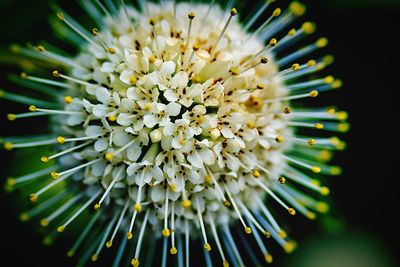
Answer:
(291, 63, 300, 71)
(223, 200, 231, 207)
(40, 219, 49, 227)
(272, 8, 281, 17)
(265, 253, 273, 263)
(131, 258, 139, 267)
(244, 227, 252, 234)
(29, 193, 38, 202)
(288, 28, 296, 36)
(105, 152, 113, 161)
(278, 230, 287, 238)
(288, 208, 296, 215)
(92, 28, 99, 36)
(66, 250, 75, 257)
(229, 67, 239, 76)
(204, 243, 211, 252)
(320, 187, 330, 196)
(252, 170, 261, 178)
(308, 139, 316, 145)
(338, 123, 350, 132)
(7, 177, 16, 187)
(56, 136, 65, 144)
(307, 211, 317, 220)
(51, 171, 60, 179)
(324, 75, 335, 84)
(94, 203, 101, 210)
(336, 111, 348, 121)
(283, 106, 292, 114)
(318, 150, 332, 161)
(57, 225, 65, 233)
(188, 12, 196, 19)
(182, 199, 192, 208)
(324, 55, 335, 65)
(204, 175, 212, 184)
(52, 70, 60, 77)
(91, 254, 98, 262)
(260, 57, 268, 64)
(316, 37, 329, 48)
(56, 12, 65, 20)
(169, 183, 177, 192)
(106, 241, 112, 248)
(41, 156, 49, 163)
(223, 260, 230, 267)
(64, 96, 73, 104)
(311, 166, 321, 173)
(309, 90, 319, 97)
(330, 166, 342, 175)
(307, 59, 317, 67)
(162, 228, 170, 237)
(230, 8, 238, 16)
(170, 247, 178, 255)
(19, 213, 29, 221)
(289, 1, 307, 16)
(332, 79, 343, 89)
(36, 45, 45, 52)
(315, 123, 324, 129)
(264, 231, 271, 238)
(4, 142, 13, 151)
(7, 113, 16, 121)
(130, 76, 137, 85)
(316, 202, 330, 213)
(302, 21, 315, 34)
(144, 103, 152, 111)
(134, 203, 142, 212)
(20, 72, 28, 78)
(29, 105, 37, 112)
(278, 176, 286, 184)
(107, 47, 116, 54)
(193, 74, 202, 83)
(149, 17, 157, 26)
(269, 38, 278, 47)
(127, 232, 133, 240)
(275, 136, 284, 143)
(256, 83, 265, 89)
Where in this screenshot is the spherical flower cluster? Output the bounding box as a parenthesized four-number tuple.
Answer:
(1, 1, 348, 266)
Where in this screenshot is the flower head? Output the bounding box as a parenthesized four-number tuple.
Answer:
(2, 0, 348, 266)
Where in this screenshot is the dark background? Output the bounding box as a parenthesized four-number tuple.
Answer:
(0, 0, 399, 266)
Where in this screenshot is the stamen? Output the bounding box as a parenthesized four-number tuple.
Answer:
(222, 225, 244, 267)
(265, 90, 318, 103)
(223, 184, 250, 232)
(195, 197, 211, 252)
(107, 201, 130, 248)
(244, 0, 275, 31)
(29, 106, 82, 115)
(255, 197, 284, 236)
(208, 213, 228, 266)
(131, 210, 150, 267)
(43, 141, 92, 162)
(170, 202, 177, 255)
(244, 8, 281, 43)
(205, 166, 227, 201)
(247, 220, 273, 264)
(185, 12, 196, 53)
(95, 0, 113, 19)
(240, 38, 278, 67)
(35, 45, 86, 70)
(42, 193, 84, 228)
(20, 72, 72, 89)
(163, 188, 170, 237)
(127, 208, 137, 240)
(0, 89, 58, 108)
(53, 70, 96, 87)
(94, 166, 125, 208)
(237, 198, 270, 237)
(29, 172, 74, 202)
(283, 155, 321, 173)
(213, 8, 238, 50)
(6, 166, 56, 189)
(185, 219, 190, 267)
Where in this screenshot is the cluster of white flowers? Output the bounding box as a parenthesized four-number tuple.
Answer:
(2, 1, 348, 266)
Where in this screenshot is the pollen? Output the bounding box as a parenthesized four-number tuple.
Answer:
(182, 199, 192, 208)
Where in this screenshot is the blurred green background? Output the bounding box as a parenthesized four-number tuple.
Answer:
(1, 0, 399, 266)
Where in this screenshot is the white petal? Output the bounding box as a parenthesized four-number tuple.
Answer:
(160, 61, 176, 76)
(94, 139, 108, 152)
(167, 102, 181, 116)
(143, 114, 159, 128)
(95, 87, 111, 103)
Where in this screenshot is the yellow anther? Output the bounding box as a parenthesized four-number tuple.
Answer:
(162, 228, 171, 237)
(51, 171, 60, 179)
(256, 83, 265, 89)
(108, 115, 117, 122)
(170, 247, 178, 255)
(247, 122, 256, 129)
(278, 230, 287, 238)
(92, 28, 99, 36)
(223, 200, 231, 207)
(134, 203, 142, 212)
(301, 22, 315, 34)
(309, 90, 319, 97)
(91, 254, 98, 262)
(106, 241, 112, 248)
(149, 54, 156, 63)
(204, 243, 211, 252)
(169, 183, 177, 191)
(265, 253, 273, 263)
(308, 139, 316, 145)
(7, 177, 16, 187)
(307, 59, 316, 67)
(320, 187, 330, 196)
(291, 63, 300, 71)
(307, 211, 317, 220)
(332, 79, 343, 89)
(318, 150, 332, 161)
(288, 28, 296, 36)
(41, 156, 49, 163)
(229, 67, 239, 75)
(4, 142, 13, 151)
(288, 208, 296, 215)
(316, 202, 329, 213)
(66, 250, 75, 257)
(94, 203, 101, 210)
(284, 241, 296, 253)
(324, 75, 335, 84)
(315, 123, 324, 129)
(260, 57, 268, 64)
(193, 43, 200, 51)
(52, 70, 60, 77)
(223, 260, 230, 267)
(36, 45, 45, 52)
(144, 103, 152, 111)
(264, 231, 271, 238)
(272, 8, 281, 17)
(149, 17, 157, 26)
(269, 38, 277, 47)
(40, 219, 49, 227)
(56, 136, 65, 144)
(188, 12, 196, 19)
(244, 227, 252, 234)
(57, 225, 65, 233)
(104, 152, 114, 161)
(193, 74, 202, 83)
(316, 37, 328, 48)
(230, 8, 238, 16)
(311, 179, 320, 186)
(20, 72, 28, 79)
(336, 111, 348, 121)
(252, 170, 261, 178)
(323, 55, 335, 65)
(338, 122, 350, 132)
(330, 166, 342, 175)
(127, 232, 133, 240)
(289, 1, 306, 16)
(275, 136, 284, 143)
(29, 193, 38, 202)
(182, 199, 192, 208)
(283, 106, 292, 114)
(278, 176, 286, 184)
(107, 47, 116, 54)
(56, 12, 65, 20)
(131, 258, 139, 267)
(29, 105, 37, 112)
(64, 96, 73, 104)
(7, 113, 16, 121)
(311, 166, 321, 173)
(130, 76, 137, 85)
